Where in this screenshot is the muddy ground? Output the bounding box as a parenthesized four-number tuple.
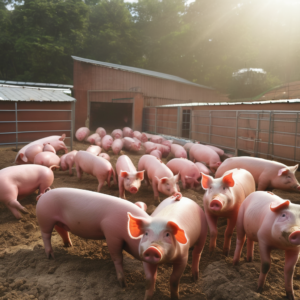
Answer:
(0, 140, 300, 300)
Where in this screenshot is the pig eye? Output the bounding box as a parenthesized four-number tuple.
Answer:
(282, 213, 286, 217)
(145, 232, 148, 236)
(223, 187, 226, 190)
(167, 188, 171, 192)
(166, 233, 170, 237)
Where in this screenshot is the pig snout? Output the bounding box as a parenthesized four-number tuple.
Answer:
(143, 246, 162, 264)
(210, 198, 223, 211)
(289, 230, 300, 245)
(130, 186, 138, 194)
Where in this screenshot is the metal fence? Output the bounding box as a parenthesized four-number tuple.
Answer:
(143, 107, 300, 163)
(0, 102, 75, 150)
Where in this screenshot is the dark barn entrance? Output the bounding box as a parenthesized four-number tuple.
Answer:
(90, 102, 133, 132)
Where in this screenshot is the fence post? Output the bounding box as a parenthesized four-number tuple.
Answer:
(267, 111, 273, 159)
(189, 110, 193, 140)
(254, 112, 260, 157)
(177, 107, 182, 137)
(208, 111, 212, 144)
(154, 108, 157, 134)
(294, 112, 299, 162)
(15, 102, 18, 150)
(235, 111, 239, 156)
(71, 101, 75, 151)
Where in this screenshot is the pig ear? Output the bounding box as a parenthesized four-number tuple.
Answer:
(270, 200, 290, 212)
(136, 170, 144, 180)
(278, 168, 289, 176)
(159, 177, 168, 184)
(167, 221, 188, 244)
(222, 172, 235, 187)
(289, 165, 298, 174)
(127, 213, 146, 239)
(59, 134, 66, 141)
(20, 153, 28, 162)
(120, 170, 129, 178)
(217, 161, 222, 167)
(174, 173, 180, 182)
(201, 173, 213, 190)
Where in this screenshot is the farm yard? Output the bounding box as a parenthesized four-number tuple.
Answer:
(0, 139, 300, 300)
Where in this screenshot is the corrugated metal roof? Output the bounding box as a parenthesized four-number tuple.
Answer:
(156, 99, 300, 107)
(72, 56, 213, 90)
(0, 80, 73, 89)
(0, 85, 76, 102)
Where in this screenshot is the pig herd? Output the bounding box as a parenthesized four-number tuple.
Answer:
(1, 125, 300, 300)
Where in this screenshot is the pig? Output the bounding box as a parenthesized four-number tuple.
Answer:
(60, 150, 78, 175)
(86, 145, 101, 156)
(99, 153, 110, 161)
(43, 143, 56, 153)
(143, 142, 157, 154)
(170, 144, 187, 159)
(150, 135, 163, 144)
(123, 127, 134, 138)
(143, 132, 153, 140)
(34, 152, 61, 168)
(133, 131, 142, 140)
(183, 142, 194, 153)
(189, 144, 222, 173)
(111, 129, 123, 139)
(0, 164, 55, 218)
(161, 139, 173, 148)
(150, 150, 162, 159)
(112, 139, 124, 155)
(24, 144, 44, 163)
(86, 133, 100, 144)
(233, 191, 300, 299)
(137, 155, 181, 201)
(128, 195, 207, 299)
(215, 156, 300, 192)
(195, 162, 211, 176)
(75, 127, 90, 141)
(15, 134, 68, 164)
(96, 127, 106, 138)
(205, 145, 224, 156)
(95, 136, 102, 147)
(123, 137, 141, 152)
(75, 151, 116, 192)
(116, 155, 145, 199)
(36, 187, 152, 288)
(140, 133, 148, 143)
(166, 158, 201, 189)
(101, 135, 113, 151)
(156, 144, 171, 158)
(202, 168, 255, 255)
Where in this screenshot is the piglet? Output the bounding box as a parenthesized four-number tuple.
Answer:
(150, 150, 162, 159)
(128, 195, 207, 299)
(138, 155, 181, 201)
(95, 136, 102, 147)
(99, 153, 110, 161)
(167, 158, 201, 189)
(43, 143, 56, 153)
(116, 155, 144, 199)
(102, 135, 113, 151)
(155, 144, 171, 158)
(123, 127, 134, 138)
(233, 191, 300, 299)
(34, 152, 61, 168)
(96, 127, 106, 138)
(24, 144, 43, 163)
(75, 127, 90, 141)
(86, 145, 101, 156)
(0, 165, 55, 218)
(205, 145, 224, 156)
(143, 142, 157, 154)
(133, 131, 142, 140)
(202, 168, 255, 255)
(75, 151, 116, 192)
(215, 156, 300, 192)
(60, 150, 78, 175)
(150, 135, 163, 144)
(112, 139, 124, 155)
(161, 139, 173, 148)
(140, 133, 148, 143)
(170, 144, 187, 159)
(86, 133, 100, 144)
(195, 162, 211, 176)
(111, 129, 123, 139)
(123, 137, 141, 152)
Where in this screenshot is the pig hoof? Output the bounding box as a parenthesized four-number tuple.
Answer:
(256, 286, 264, 294)
(222, 249, 229, 256)
(46, 252, 55, 259)
(286, 292, 295, 300)
(192, 272, 199, 282)
(232, 259, 239, 266)
(64, 242, 72, 247)
(118, 278, 127, 288)
(246, 257, 253, 262)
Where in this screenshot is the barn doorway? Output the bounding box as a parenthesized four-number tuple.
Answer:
(90, 102, 133, 132)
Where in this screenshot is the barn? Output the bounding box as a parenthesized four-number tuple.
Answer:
(72, 56, 228, 132)
(0, 83, 75, 150)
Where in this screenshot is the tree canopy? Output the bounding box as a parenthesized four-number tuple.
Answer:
(0, 0, 299, 99)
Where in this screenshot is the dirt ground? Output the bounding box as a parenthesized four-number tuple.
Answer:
(0, 140, 300, 300)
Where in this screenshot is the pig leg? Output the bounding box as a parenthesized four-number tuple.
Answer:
(257, 243, 272, 293)
(54, 225, 72, 247)
(257, 176, 269, 191)
(144, 171, 150, 186)
(284, 250, 299, 300)
(6, 199, 28, 219)
(170, 256, 188, 299)
(76, 164, 83, 180)
(152, 179, 160, 202)
(233, 206, 246, 265)
(96, 179, 104, 193)
(246, 238, 255, 262)
(68, 163, 73, 176)
(118, 176, 126, 199)
(205, 212, 218, 253)
(143, 262, 158, 300)
(223, 216, 237, 256)
(41, 231, 55, 259)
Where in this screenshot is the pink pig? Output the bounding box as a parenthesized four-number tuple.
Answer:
(183, 142, 194, 153)
(86, 133, 100, 144)
(166, 158, 201, 189)
(202, 168, 255, 255)
(215, 156, 300, 192)
(111, 129, 123, 139)
(170, 144, 187, 159)
(86, 145, 101, 156)
(123, 127, 134, 138)
(143, 142, 157, 154)
(138, 155, 181, 201)
(75, 127, 90, 141)
(140, 133, 148, 143)
(150, 135, 163, 144)
(150, 150, 162, 159)
(155, 144, 171, 158)
(95, 136, 102, 147)
(143, 132, 153, 140)
(34, 152, 61, 168)
(43, 143, 56, 153)
(112, 139, 124, 155)
(75, 151, 116, 192)
(161, 139, 173, 148)
(133, 131, 142, 140)
(128, 195, 207, 299)
(101, 135, 113, 151)
(36, 188, 152, 288)
(205, 145, 224, 156)
(99, 153, 110, 161)
(15, 134, 67, 164)
(233, 191, 300, 299)
(96, 127, 106, 138)
(195, 162, 211, 176)
(123, 137, 141, 152)
(189, 144, 222, 173)
(116, 155, 144, 199)
(60, 150, 78, 175)
(0, 164, 55, 218)
(24, 144, 44, 163)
